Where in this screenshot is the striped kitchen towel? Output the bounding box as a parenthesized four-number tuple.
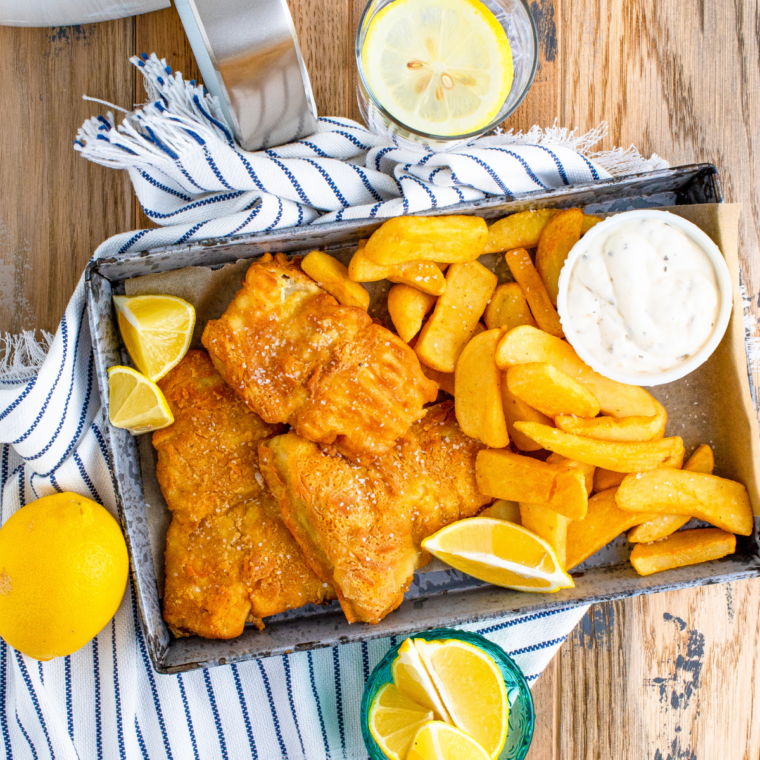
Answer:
(0, 53, 666, 759)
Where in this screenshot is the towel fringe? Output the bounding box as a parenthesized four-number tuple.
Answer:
(0, 331, 54, 383)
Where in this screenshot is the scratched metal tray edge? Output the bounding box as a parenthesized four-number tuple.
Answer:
(86, 163, 760, 675)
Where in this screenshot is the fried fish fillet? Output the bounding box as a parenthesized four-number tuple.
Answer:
(202, 253, 438, 462)
(153, 350, 333, 639)
(259, 401, 491, 624)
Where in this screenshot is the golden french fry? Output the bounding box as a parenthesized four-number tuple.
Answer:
(348, 241, 447, 296)
(387, 284, 437, 343)
(480, 499, 522, 523)
(546, 452, 594, 495)
(415, 262, 497, 372)
(484, 282, 537, 331)
(616, 469, 753, 536)
(364, 215, 487, 265)
(520, 502, 571, 568)
(496, 326, 660, 418)
(414, 324, 484, 394)
(454, 329, 509, 448)
(513, 422, 685, 472)
(301, 250, 370, 309)
(476, 449, 588, 520)
(628, 444, 713, 543)
(505, 248, 564, 338)
(630, 528, 736, 576)
(581, 214, 603, 234)
(593, 468, 627, 492)
(507, 362, 600, 419)
(535, 208, 583, 306)
(484, 209, 559, 253)
(556, 398, 667, 442)
(501, 384, 553, 452)
(565, 487, 658, 570)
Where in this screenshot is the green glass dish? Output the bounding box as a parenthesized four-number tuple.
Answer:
(360, 628, 535, 760)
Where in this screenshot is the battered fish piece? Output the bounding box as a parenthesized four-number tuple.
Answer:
(153, 351, 332, 639)
(202, 253, 438, 462)
(259, 402, 491, 624)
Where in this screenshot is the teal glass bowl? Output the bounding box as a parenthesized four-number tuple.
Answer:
(360, 628, 535, 760)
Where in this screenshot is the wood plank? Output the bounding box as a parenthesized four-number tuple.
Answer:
(526, 657, 559, 760)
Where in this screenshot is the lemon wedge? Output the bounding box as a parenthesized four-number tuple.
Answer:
(361, 0, 513, 136)
(113, 294, 195, 382)
(107, 366, 174, 435)
(414, 640, 507, 758)
(421, 517, 575, 593)
(369, 683, 434, 760)
(392, 638, 451, 722)
(407, 720, 491, 760)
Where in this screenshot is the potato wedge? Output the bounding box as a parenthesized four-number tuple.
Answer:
(616, 469, 753, 536)
(364, 215, 487, 265)
(556, 398, 667, 442)
(455, 329, 509, 448)
(480, 499, 521, 524)
(507, 362, 601, 419)
(520, 502, 571, 568)
(484, 209, 559, 253)
(421, 365, 455, 395)
(565, 487, 658, 570)
(581, 214, 603, 234)
(484, 282, 537, 331)
(501, 384, 553, 452)
(476, 449, 588, 520)
(496, 326, 660, 418)
(301, 250, 370, 309)
(505, 248, 564, 337)
(628, 444, 713, 543)
(388, 284, 437, 342)
(630, 528, 736, 576)
(593, 468, 627, 492)
(415, 261, 497, 372)
(535, 208, 583, 306)
(348, 241, 447, 295)
(546, 453, 594, 495)
(513, 422, 685, 472)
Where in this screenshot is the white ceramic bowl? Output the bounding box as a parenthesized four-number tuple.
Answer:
(556, 209, 733, 387)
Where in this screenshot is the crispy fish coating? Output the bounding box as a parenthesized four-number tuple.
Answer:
(202, 253, 438, 461)
(153, 351, 333, 639)
(259, 401, 491, 624)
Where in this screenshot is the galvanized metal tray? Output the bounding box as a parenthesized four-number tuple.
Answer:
(86, 163, 760, 674)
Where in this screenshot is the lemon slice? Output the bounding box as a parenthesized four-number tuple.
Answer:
(392, 639, 451, 722)
(107, 366, 174, 435)
(369, 683, 434, 760)
(113, 295, 195, 382)
(421, 517, 575, 593)
(414, 640, 507, 758)
(407, 720, 491, 760)
(362, 0, 513, 136)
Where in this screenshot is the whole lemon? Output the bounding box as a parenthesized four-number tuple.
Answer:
(0, 492, 129, 660)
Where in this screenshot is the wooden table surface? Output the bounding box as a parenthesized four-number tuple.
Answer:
(1, 1, 759, 756)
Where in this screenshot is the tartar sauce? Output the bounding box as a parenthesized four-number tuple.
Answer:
(564, 217, 720, 375)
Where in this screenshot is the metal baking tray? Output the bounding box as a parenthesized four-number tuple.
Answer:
(86, 163, 760, 674)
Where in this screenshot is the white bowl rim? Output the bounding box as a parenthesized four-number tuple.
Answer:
(556, 208, 734, 387)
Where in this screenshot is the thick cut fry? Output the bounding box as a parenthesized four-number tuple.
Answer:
(301, 250, 370, 310)
(364, 216, 488, 265)
(415, 262, 497, 372)
(535, 208, 583, 306)
(476, 449, 588, 520)
(421, 366, 455, 395)
(388, 284, 437, 343)
(496, 326, 661, 418)
(505, 249, 564, 337)
(484, 210, 559, 253)
(348, 241, 447, 295)
(546, 453, 594, 495)
(480, 500, 521, 523)
(514, 422, 684, 472)
(630, 528, 736, 576)
(581, 215, 603, 234)
(520, 502, 571, 568)
(628, 444, 714, 543)
(593, 468, 627, 492)
(500, 384, 553, 452)
(484, 283, 537, 331)
(565, 488, 658, 570)
(454, 329, 509, 448)
(556, 398, 667, 442)
(616, 469, 753, 536)
(507, 362, 601, 419)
